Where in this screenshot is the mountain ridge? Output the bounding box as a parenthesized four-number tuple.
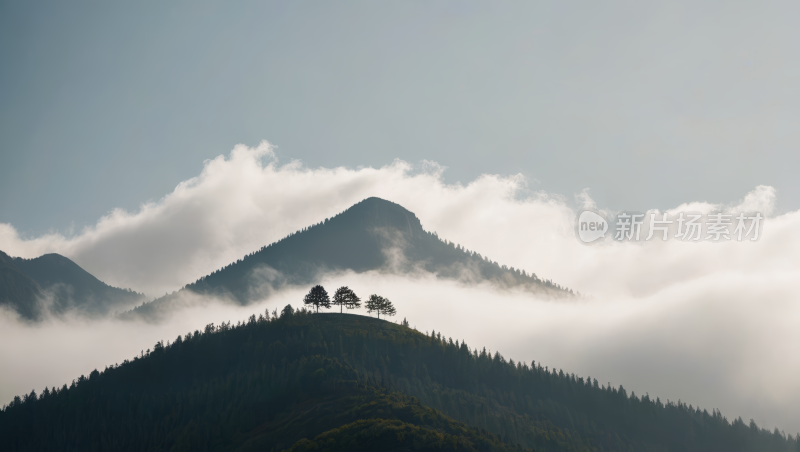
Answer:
(0, 250, 146, 319)
(2, 310, 795, 451)
(129, 197, 573, 318)
(0, 250, 45, 319)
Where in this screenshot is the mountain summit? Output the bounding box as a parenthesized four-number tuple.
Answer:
(0, 250, 146, 320)
(0, 250, 44, 319)
(13, 253, 146, 316)
(132, 197, 571, 317)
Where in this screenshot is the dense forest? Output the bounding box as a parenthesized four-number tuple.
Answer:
(130, 197, 573, 319)
(2, 307, 796, 451)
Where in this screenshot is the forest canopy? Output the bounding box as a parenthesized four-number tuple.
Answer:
(1, 304, 797, 452)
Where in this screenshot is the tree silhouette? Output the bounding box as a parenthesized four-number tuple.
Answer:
(380, 298, 397, 318)
(366, 294, 396, 319)
(332, 286, 361, 313)
(303, 285, 330, 313)
(365, 294, 380, 317)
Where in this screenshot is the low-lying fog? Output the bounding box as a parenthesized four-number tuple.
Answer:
(1, 142, 798, 434)
(2, 269, 798, 433)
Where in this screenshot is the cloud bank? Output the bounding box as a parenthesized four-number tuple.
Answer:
(1, 141, 798, 433)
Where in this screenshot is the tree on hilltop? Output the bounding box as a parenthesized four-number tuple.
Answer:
(332, 286, 361, 313)
(365, 294, 396, 320)
(303, 285, 330, 313)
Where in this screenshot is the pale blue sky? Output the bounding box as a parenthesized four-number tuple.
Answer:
(2, 1, 798, 235)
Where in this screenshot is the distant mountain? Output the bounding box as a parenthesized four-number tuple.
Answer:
(131, 197, 572, 317)
(2, 311, 795, 451)
(0, 251, 146, 319)
(0, 250, 44, 320)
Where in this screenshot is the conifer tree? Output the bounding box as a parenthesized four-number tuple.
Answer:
(365, 294, 381, 318)
(379, 297, 397, 318)
(366, 294, 397, 319)
(332, 286, 361, 313)
(303, 285, 330, 313)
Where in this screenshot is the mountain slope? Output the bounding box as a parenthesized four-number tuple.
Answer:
(12, 253, 145, 315)
(0, 250, 44, 320)
(0, 311, 529, 452)
(2, 310, 796, 451)
(132, 197, 571, 317)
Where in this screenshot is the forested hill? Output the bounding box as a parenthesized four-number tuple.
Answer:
(131, 197, 571, 317)
(2, 310, 797, 451)
(0, 250, 44, 320)
(0, 250, 146, 320)
(12, 253, 146, 316)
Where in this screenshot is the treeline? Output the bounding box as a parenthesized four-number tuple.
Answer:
(381, 331, 798, 451)
(303, 284, 397, 319)
(4, 307, 795, 451)
(0, 307, 527, 451)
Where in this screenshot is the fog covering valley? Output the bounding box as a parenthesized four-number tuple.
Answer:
(1, 143, 799, 435)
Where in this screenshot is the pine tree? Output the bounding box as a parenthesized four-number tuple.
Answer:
(332, 286, 361, 313)
(380, 297, 397, 318)
(365, 294, 382, 318)
(303, 285, 330, 313)
(366, 294, 397, 319)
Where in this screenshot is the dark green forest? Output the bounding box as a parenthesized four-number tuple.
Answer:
(130, 197, 572, 319)
(2, 307, 797, 451)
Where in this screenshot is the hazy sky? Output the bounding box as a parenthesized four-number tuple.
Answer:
(1, 1, 799, 236)
(2, 142, 798, 432)
(1, 1, 799, 435)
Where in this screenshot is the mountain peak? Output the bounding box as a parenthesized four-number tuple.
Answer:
(126, 197, 573, 319)
(5, 252, 146, 319)
(332, 197, 423, 238)
(0, 250, 44, 320)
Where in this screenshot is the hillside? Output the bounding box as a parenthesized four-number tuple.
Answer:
(2, 309, 796, 451)
(131, 197, 572, 318)
(0, 250, 44, 320)
(12, 253, 146, 316)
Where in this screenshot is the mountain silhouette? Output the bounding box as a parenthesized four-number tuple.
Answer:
(0, 250, 45, 320)
(131, 197, 572, 318)
(3, 310, 795, 451)
(0, 250, 146, 319)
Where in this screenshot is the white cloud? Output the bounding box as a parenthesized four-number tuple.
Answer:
(0, 141, 798, 433)
(0, 141, 541, 297)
